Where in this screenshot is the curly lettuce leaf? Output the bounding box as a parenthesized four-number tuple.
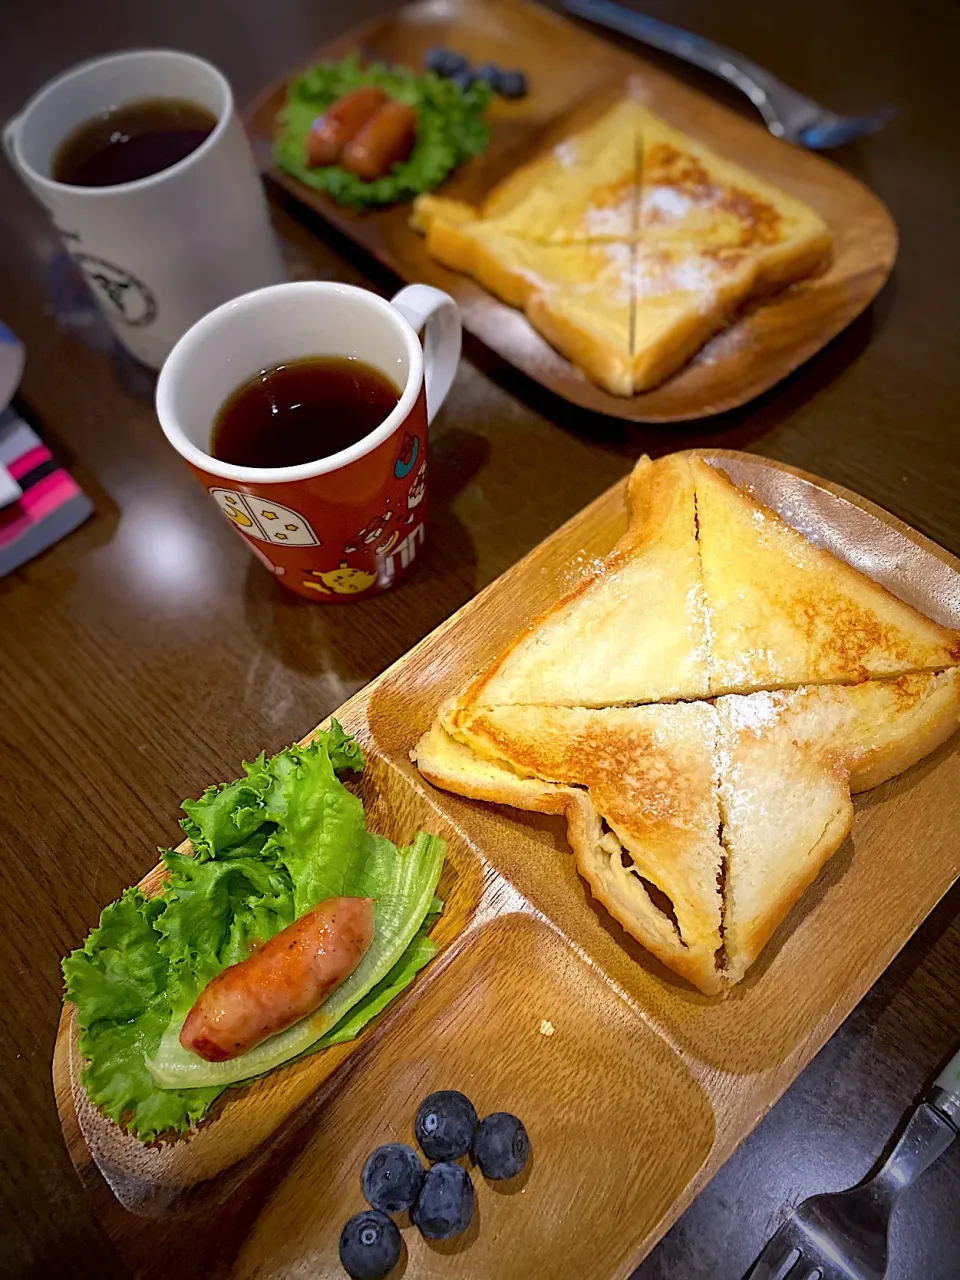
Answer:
(274, 53, 491, 209)
(147, 832, 445, 1088)
(62, 890, 224, 1142)
(62, 725, 445, 1140)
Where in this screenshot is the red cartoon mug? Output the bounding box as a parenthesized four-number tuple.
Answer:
(155, 280, 460, 601)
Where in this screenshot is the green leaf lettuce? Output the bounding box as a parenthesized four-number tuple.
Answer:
(273, 53, 491, 209)
(62, 723, 445, 1141)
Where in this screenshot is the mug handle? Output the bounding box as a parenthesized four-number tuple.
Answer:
(390, 284, 461, 425)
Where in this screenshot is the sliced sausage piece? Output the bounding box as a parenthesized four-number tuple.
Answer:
(179, 896, 375, 1062)
(341, 100, 418, 182)
(305, 87, 389, 167)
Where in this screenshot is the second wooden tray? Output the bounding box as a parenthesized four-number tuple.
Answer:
(247, 0, 898, 422)
(55, 452, 960, 1277)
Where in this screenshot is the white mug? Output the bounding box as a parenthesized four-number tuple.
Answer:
(3, 49, 285, 370)
(155, 280, 461, 602)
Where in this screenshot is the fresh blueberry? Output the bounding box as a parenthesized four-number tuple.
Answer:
(414, 1089, 478, 1161)
(496, 69, 528, 100)
(338, 1210, 401, 1280)
(473, 61, 502, 87)
(412, 1161, 475, 1241)
(449, 67, 477, 94)
(425, 46, 468, 77)
(472, 1112, 530, 1180)
(361, 1143, 424, 1214)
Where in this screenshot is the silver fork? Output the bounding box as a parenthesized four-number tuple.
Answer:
(745, 1046, 960, 1280)
(562, 0, 896, 148)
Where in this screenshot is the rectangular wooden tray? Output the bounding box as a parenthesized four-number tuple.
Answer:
(247, 0, 898, 423)
(55, 451, 960, 1277)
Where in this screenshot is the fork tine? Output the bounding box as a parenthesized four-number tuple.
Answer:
(744, 1232, 805, 1280)
(800, 107, 897, 149)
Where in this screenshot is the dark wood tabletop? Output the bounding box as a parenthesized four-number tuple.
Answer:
(2, 1, 959, 1277)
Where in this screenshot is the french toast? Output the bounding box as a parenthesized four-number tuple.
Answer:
(692, 457, 960, 693)
(415, 670, 960, 994)
(423, 701, 726, 995)
(456, 455, 960, 711)
(458, 454, 709, 707)
(425, 218, 635, 394)
(412, 98, 832, 395)
(716, 670, 960, 983)
(413, 454, 960, 994)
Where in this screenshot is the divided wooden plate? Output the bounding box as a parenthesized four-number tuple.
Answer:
(55, 452, 960, 1278)
(246, 0, 898, 422)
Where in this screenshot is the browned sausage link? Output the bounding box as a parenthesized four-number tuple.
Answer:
(341, 101, 418, 182)
(179, 896, 375, 1062)
(304, 86, 389, 168)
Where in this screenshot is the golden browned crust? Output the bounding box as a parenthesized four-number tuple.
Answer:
(414, 719, 725, 994)
(693, 459, 960, 691)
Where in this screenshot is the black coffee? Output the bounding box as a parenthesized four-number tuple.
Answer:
(52, 97, 217, 187)
(211, 356, 402, 469)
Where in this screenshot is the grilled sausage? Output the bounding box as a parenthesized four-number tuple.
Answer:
(304, 87, 389, 167)
(179, 896, 375, 1062)
(341, 100, 418, 182)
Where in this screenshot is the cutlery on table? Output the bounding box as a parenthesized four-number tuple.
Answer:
(562, 0, 896, 148)
(745, 1046, 960, 1279)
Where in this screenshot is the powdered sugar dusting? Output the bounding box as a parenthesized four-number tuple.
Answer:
(628, 244, 723, 298)
(584, 201, 634, 237)
(554, 140, 579, 168)
(723, 690, 783, 735)
(643, 185, 697, 222)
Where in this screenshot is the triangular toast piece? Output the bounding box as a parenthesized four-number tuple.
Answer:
(635, 109, 831, 291)
(716, 669, 960, 982)
(457, 454, 709, 708)
(480, 99, 641, 243)
(417, 700, 725, 994)
(424, 216, 636, 394)
(423, 212, 759, 394)
(694, 459, 960, 695)
(415, 669, 959, 994)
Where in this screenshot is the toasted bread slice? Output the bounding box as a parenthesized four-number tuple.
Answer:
(472, 99, 832, 290)
(694, 459, 960, 694)
(425, 215, 635, 393)
(481, 99, 640, 242)
(717, 670, 960, 982)
(636, 111, 832, 291)
(412, 99, 832, 395)
(417, 670, 960, 993)
(419, 700, 725, 994)
(425, 211, 761, 394)
(458, 454, 709, 708)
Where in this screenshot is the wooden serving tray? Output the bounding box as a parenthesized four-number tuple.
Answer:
(54, 452, 960, 1279)
(247, 0, 898, 423)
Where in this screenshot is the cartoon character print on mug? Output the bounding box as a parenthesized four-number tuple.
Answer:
(302, 432, 429, 598)
(206, 426, 429, 601)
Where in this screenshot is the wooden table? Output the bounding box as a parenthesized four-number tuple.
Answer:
(1, 2, 958, 1276)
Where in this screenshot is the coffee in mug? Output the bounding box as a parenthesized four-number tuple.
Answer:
(211, 357, 402, 470)
(3, 50, 285, 370)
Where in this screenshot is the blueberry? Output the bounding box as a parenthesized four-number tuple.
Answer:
(496, 69, 528, 100)
(338, 1210, 401, 1280)
(425, 46, 468, 77)
(472, 1112, 530, 1180)
(412, 1161, 475, 1240)
(473, 61, 502, 87)
(414, 1089, 478, 1161)
(449, 67, 477, 94)
(361, 1143, 424, 1214)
